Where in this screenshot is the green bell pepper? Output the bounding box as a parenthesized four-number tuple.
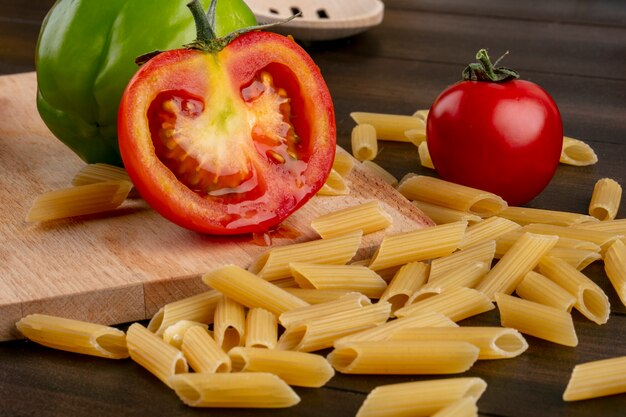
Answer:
(36, 0, 256, 166)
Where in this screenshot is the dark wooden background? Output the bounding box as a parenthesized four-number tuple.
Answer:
(1, 1, 625, 416)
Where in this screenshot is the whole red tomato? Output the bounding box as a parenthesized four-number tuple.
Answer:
(426, 49, 563, 206)
(118, 1, 335, 234)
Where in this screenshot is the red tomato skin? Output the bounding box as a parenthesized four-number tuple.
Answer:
(426, 79, 563, 206)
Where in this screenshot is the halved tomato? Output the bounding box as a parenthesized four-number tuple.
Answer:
(118, 31, 336, 234)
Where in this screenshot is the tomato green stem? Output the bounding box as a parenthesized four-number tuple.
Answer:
(462, 49, 519, 82)
(188, 0, 216, 42)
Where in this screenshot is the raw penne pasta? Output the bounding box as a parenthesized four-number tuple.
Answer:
(458, 216, 521, 250)
(361, 160, 399, 187)
(589, 178, 622, 221)
(213, 296, 246, 351)
(395, 287, 494, 322)
(547, 247, 602, 270)
(430, 240, 496, 281)
(269, 277, 300, 288)
(126, 323, 188, 386)
(367, 221, 467, 271)
(431, 396, 478, 417)
(572, 218, 626, 233)
(282, 288, 355, 304)
(404, 126, 427, 145)
(538, 256, 610, 324)
(334, 311, 458, 346)
(560, 136, 598, 166)
(355, 377, 487, 417)
(181, 325, 231, 373)
(563, 355, 626, 401)
(412, 109, 429, 122)
(279, 292, 371, 328)
(350, 112, 424, 141)
(412, 200, 483, 225)
(495, 230, 601, 258)
(476, 232, 558, 300)
(25, 180, 132, 222)
(245, 308, 278, 349)
(162, 320, 207, 349)
(515, 271, 576, 311)
(72, 163, 131, 186)
(290, 263, 387, 298)
(310, 201, 392, 239)
(229, 347, 334, 387)
(498, 205, 598, 226)
(604, 239, 626, 306)
(328, 340, 479, 374)
(317, 168, 350, 195)
(351, 124, 378, 161)
(168, 372, 300, 408)
(332, 148, 355, 177)
(249, 231, 363, 281)
(523, 223, 624, 252)
(202, 265, 309, 316)
(277, 301, 391, 352)
(148, 290, 221, 335)
(389, 326, 528, 360)
(379, 262, 429, 312)
(412, 262, 488, 303)
(495, 293, 578, 347)
(418, 141, 434, 169)
(398, 175, 507, 217)
(16, 314, 128, 359)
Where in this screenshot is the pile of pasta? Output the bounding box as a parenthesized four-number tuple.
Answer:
(16, 166, 626, 413)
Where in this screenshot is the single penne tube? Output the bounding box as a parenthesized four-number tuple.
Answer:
(168, 372, 300, 408)
(334, 311, 458, 346)
(547, 247, 602, 270)
(395, 287, 494, 322)
(281, 288, 355, 304)
(605, 239, 626, 307)
(498, 205, 598, 226)
(412, 200, 483, 225)
(430, 240, 496, 281)
(412, 109, 429, 122)
(25, 180, 133, 222)
(202, 265, 309, 316)
(350, 112, 424, 141)
(328, 340, 479, 374)
(495, 230, 601, 258)
(269, 277, 299, 288)
(317, 168, 350, 195)
(361, 160, 399, 187)
(431, 396, 478, 417)
(72, 163, 131, 186)
(248, 231, 363, 281)
(290, 263, 387, 298)
(148, 290, 222, 335)
(245, 308, 278, 349)
(563, 356, 626, 401)
(310, 201, 393, 239)
(181, 325, 231, 373)
(405, 126, 427, 145)
(279, 292, 371, 328)
(572, 218, 626, 233)
(458, 216, 521, 250)
(412, 262, 489, 303)
(276, 301, 391, 352)
(523, 223, 624, 252)
(355, 377, 487, 417)
(213, 296, 246, 351)
(418, 141, 434, 169)
(332, 148, 355, 177)
(589, 178, 622, 221)
(126, 323, 188, 386)
(229, 347, 334, 388)
(15, 314, 128, 359)
(560, 136, 598, 166)
(379, 262, 429, 312)
(495, 293, 578, 347)
(397, 175, 507, 217)
(389, 326, 528, 360)
(538, 256, 610, 324)
(351, 124, 378, 161)
(162, 320, 208, 349)
(515, 271, 576, 311)
(367, 221, 467, 271)
(475, 232, 558, 300)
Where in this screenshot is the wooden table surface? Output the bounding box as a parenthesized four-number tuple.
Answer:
(1, 1, 625, 416)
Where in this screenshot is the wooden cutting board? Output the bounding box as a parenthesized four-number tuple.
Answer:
(0, 72, 433, 341)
